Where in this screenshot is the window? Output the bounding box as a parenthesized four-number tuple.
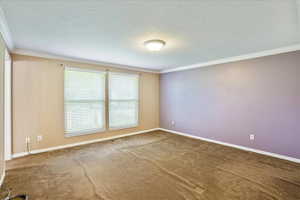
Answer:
(109, 72, 139, 129)
(64, 68, 139, 137)
(64, 67, 106, 137)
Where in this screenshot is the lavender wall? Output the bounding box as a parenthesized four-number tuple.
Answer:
(160, 51, 300, 159)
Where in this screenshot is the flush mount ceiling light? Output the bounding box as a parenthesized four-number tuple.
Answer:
(144, 39, 166, 51)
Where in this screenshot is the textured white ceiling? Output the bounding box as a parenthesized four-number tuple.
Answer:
(1, 0, 300, 71)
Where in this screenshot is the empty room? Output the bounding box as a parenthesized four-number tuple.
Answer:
(0, 0, 299, 199)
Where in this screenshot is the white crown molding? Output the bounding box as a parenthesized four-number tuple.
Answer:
(15, 44, 300, 75)
(12, 128, 159, 159)
(161, 44, 300, 73)
(8, 40, 300, 75)
(12, 48, 160, 74)
(0, 6, 14, 50)
(159, 128, 300, 164)
(10, 44, 300, 74)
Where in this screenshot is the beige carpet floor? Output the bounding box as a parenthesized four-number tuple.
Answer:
(1, 131, 300, 200)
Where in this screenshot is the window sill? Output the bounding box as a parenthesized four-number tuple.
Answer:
(65, 128, 106, 138)
(108, 124, 138, 131)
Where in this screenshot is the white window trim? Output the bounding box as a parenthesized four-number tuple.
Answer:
(65, 128, 106, 138)
(108, 72, 140, 130)
(108, 124, 139, 131)
(65, 66, 106, 74)
(64, 66, 107, 137)
(4, 48, 12, 160)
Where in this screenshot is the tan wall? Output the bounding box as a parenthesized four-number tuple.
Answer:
(0, 34, 5, 181)
(12, 54, 160, 154)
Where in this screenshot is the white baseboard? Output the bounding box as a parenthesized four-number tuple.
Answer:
(12, 127, 300, 164)
(0, 168, 5, 188)
(159, 128, 300, 164)
(12, 128, 159, 159)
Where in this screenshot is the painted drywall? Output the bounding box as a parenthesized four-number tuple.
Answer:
(12, 54, 160, 154)
(160, 51, 300, 159)
(0, 33, 5, 183)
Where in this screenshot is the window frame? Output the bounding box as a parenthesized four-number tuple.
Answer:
(64, 66, 107, 137)
(108, 71, 140, 130)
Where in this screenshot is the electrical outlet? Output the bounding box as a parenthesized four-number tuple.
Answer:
(171, 121, 175, 126)
(250, 134, 255, 141)
(37, 135, 43, 142)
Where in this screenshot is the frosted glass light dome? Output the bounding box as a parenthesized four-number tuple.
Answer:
(144, 39, 166, 51)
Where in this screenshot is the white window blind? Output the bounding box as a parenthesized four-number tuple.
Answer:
(109, 72, 139, 129)
(64, 67, 106, 136)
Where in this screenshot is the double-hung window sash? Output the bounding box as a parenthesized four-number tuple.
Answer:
(108, 72, 139, 129)
(64, 67, 106, 137)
